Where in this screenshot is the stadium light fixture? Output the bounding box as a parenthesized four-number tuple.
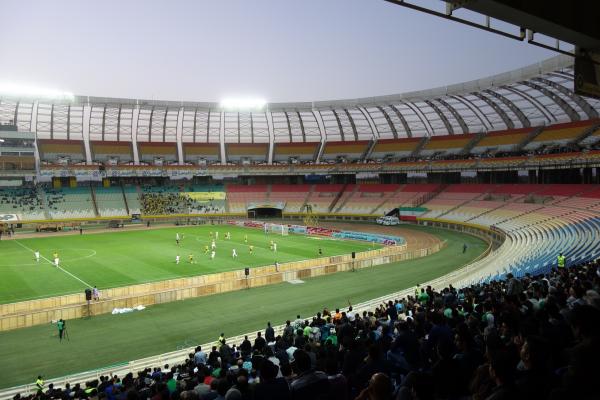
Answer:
(220, 98, 267, 111)
(0, 82, 75, 101)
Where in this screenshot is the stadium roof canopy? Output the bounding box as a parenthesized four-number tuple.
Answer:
(1, 55, 600, 144)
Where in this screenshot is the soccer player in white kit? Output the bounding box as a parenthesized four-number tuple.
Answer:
(176, 233, 180, 246)
(34, 250, 40, 263)
(232, 248, 238, 258)
(211, 250, 216, 260)
(54, 257, 60, 267)
(176, 255, 180, 264)
(215, 231, 219, 240)
(211, 240, 216, 250)
(226, 232, 231, 240)
(273, 242, 277, 252)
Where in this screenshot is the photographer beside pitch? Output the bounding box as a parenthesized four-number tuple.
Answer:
(57, 319, 68, 342)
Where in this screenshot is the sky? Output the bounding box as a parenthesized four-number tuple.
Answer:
(0, 0, 557, 103)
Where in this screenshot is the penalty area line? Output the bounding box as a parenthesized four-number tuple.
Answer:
(13, 239, 93, 288)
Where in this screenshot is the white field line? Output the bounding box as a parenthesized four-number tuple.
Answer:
(13, 239, 93, 288)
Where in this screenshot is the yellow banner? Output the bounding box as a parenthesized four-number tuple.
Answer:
(181, 192, 226, 200)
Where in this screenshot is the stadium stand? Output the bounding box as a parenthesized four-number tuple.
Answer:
(123, 185, 141, 215)
(272, 142, 319, 163)
(37, 139, 86, 164)
(0, 187, 45, 220)
(336, 184, 399, 215)
(137, 142, 178, 164)
(0, 155, 35, 171)
(89, 141, 133, 164)
(320, 140, 369, 162)
(269, 184, 312, 212)
(182, 143, 220, 164)
(45, 186, 96, 219)
(470, 127, 534, 154)
(305, 184, 346, 213)
(226, 185, 269, 213)
(420, 133, 474, 156)
(225, 143, 269, 163)
(369, 138, 422, 160)
(525, 120, 600, 150)
(94, 186, 128, 217)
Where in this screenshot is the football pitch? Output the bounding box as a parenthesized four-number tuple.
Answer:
(0, 225, 379, 304)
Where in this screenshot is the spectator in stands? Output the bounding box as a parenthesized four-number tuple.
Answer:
(194, 346, 207, 366)
(289, 349, 329, 400)
(265, 321, 275, 343)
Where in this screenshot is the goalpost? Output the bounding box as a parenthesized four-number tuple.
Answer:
(265, 223, 289, 236)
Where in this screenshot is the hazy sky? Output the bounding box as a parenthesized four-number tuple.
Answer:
(0, 0, 556, 103)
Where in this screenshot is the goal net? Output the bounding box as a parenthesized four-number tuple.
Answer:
(266, 223, 289, 236)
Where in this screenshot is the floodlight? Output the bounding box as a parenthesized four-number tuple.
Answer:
(220, 98, 267, 110)
(0, 82, 75, 101)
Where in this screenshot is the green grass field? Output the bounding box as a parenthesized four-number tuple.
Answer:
(0, 225, 486, 388)
(0, 226, 378, 304)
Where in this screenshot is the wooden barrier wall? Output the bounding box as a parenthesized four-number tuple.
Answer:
(1, 242, 448, 331)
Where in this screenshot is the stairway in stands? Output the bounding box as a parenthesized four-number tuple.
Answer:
(413, 184, 448, 207)
(301, 185, 315, 211)
(89, 184, 100, 217)
(371, 184, 405, 215)
(328, 183, 348, 212)
(120, 182, 130, 215)
(39, 187, 52, 220)
(335, 185, 359, 213)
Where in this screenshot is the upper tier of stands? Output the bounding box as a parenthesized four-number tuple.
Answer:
(29, 119, 600, 166)
(90, 141, 133, 164)
(38, 139, 86, 164)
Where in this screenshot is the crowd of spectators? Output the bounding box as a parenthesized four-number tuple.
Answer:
(0, 187, 43, 212)
(141, 193, 221, 215)
(20, 260, 600, 400)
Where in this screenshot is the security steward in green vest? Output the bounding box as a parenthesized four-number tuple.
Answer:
(557, 253, 566, 269)
(35, 376, 44, 393)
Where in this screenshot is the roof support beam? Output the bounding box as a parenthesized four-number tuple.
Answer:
(375, 106, 398, 139)
(331, 109, 346, 141)
(436, 98, 469, 134)
(148, 106, 155, 142)
(295, 111, 307, 142)
(250, 112, 255, 143)
(101, 105, 107, 141)
(533, 77, 598, 119)
(424, 100, 454, 134)
(206, 109, 211, 143)
(449, 95, 493, 132)
(50, 103, 54, 139)
(471, 92, 514, 130)
(483, 89, 531, 128)
(283, 111, 293, 142)
(192, 108, 197, 143)
(404, 102, 434, 137)
(117, 105, 122, 142)
(343, 109, 359, 141)
(500, 85, 556, 123)
(389, 104, 413, 138)
(162, 107, 168, 142)
(67, 105, 71, 140)
(519, 80, 580, 122)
